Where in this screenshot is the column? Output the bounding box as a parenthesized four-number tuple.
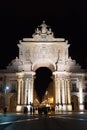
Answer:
(54, 75, 59, 112)
(55, 78, 58, 104)
(67, 80, 71, 104)
(53, 72, 57, 110)
(67, 80, 72, 111)
(31, 78, 34, 103)
(21, 79, 24, 105)
(16, 79, 22, 112)
(55, 78, 59, 112)
(28, 78, 34, 104)
(62, 79, 66, 111)
(65, 80, 67, 105)
(79, 78, 84, 110)
(58, 79, 61, 104)
(57, 79, 61, 111)
(24, 78, 28, 105)
(17, 79, 21, 105)
(28, 79, 31, 104)
(62, 79, 65, 104)
(23, 80, 25, 105)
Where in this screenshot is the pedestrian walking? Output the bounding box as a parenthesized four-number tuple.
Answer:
(3, 107, 7, 114)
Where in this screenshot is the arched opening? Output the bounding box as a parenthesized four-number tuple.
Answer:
(71, 95, 79, 111)
(34, 67, 54, 107)
(0, 95, 4, 112)
(84, 95, 87, 110)
(10, 94, 17, 112)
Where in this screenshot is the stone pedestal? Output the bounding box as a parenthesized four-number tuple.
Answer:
(79, 104, 84, 111)
(67, 104, 72, 111)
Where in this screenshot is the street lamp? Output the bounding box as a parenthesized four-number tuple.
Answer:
(4, 86, 9, 107)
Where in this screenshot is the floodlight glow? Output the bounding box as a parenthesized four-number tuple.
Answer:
(5, 86, 9, 90)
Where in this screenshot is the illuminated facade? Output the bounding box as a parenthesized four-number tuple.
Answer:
(0, 21, 87, 112)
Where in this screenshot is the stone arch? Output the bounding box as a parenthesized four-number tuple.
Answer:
(71, 95, 79, 111)
(32, 59, 55, 72)
(34, 67, 53, 103)
(84, 95, 87, 109)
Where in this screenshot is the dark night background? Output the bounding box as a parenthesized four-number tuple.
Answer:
(0, 0, 87, 69)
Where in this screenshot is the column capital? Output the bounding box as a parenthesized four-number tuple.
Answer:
(17, 78, 23, 83)
(24, 71, 36, 76)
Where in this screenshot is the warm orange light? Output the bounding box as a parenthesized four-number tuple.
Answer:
(48, 97, 53, 103)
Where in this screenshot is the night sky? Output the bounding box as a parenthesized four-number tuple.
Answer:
(0, 0, 87, 69)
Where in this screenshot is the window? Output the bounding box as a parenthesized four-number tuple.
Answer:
(85, 76, 87, 80)
(0, 77, 3, 81)
(0, 84, 3, 92)
(71, 83, 78, 92)
(10, 82, 17, 93)
(84, 83, 87, 92)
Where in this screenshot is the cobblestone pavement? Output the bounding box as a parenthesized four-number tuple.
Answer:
(0, 112, 87, 130)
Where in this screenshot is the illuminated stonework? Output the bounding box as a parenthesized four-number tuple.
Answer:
(0, 21, 87, 112)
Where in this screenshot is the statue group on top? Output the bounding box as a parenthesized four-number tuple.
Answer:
(32, 21, 54, 41)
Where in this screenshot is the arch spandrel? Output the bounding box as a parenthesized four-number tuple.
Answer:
(32, 59, 55, 72)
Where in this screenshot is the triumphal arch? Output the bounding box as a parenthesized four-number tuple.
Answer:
(0, 21, 86, 112)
